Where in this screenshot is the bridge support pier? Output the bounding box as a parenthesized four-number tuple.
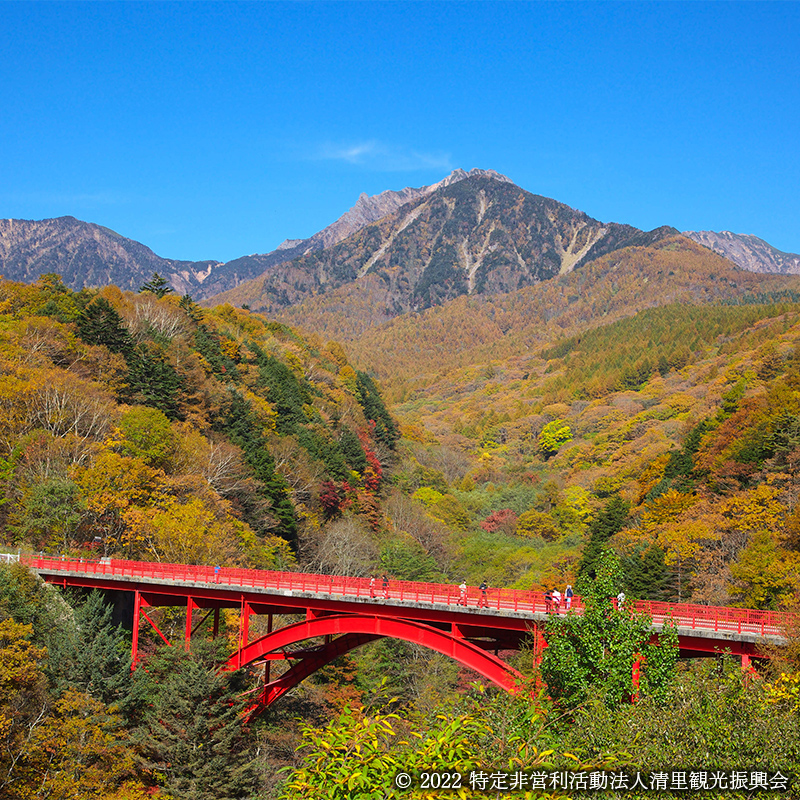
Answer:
(131, 590, 142, 670)
(264, 614, 273, 685)
(238, 601, 252, 669)
(185, 597, 198, 650)
(632, 655, 642, 702)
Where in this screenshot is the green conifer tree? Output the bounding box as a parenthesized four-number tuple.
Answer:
(132, 643, 257, 800)
(624, 544, 671, 600)
(77, 297, 133, 355)
(139, 272, 174, 298)
(578, 495, 630, 579)
(124, 344, 181, 419)
(63, 590, 132, 710)
(355, 371, 399, 449)
(339, 427, 368, 473)
(221, 390, 297, 545)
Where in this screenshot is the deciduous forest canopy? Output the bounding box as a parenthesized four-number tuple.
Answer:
(2, 269, 800, 798)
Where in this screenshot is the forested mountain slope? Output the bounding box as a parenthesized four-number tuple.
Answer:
(0, 275, 398, 566)
(382, 298, 800, 609)
(331, 235, 800, 398)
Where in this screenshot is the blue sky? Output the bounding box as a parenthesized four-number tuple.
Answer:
(1, 1, 798, 262)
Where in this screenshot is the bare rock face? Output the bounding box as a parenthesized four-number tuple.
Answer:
(684, 230, 800, 275)
(311, 169, 514, 251)
(309, 187, 433, 250)
(318, 169, 511, 250)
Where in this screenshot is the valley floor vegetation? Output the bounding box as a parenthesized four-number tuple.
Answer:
(2, 273, 800, 797)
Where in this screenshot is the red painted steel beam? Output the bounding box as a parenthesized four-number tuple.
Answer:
(131, 590, 142, 669)
(225, 613, 526, 697)
(252, 632, 381, 710)
(675, 635, 762, 657)
(185, 597, 198, 650)
(238, 600, 253, 670)
(190, 608, 215, 639)
(140, 609, 171, 647)
(643, 632, 766, 661)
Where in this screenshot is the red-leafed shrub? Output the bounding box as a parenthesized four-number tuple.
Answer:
(358, 427, 383, 492)
(480, 508, 519, 534)
(320, 481, 344, 518)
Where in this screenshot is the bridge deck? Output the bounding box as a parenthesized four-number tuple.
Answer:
(20, 555, 789, 645)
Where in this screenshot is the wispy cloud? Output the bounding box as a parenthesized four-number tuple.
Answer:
(314, 140, 453, 172)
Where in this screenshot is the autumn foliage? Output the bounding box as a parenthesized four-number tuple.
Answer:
(0, 276, 396, 569)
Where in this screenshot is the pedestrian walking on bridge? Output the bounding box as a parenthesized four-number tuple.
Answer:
(478, 579, 488, 608)
(457, 580, 468, 606)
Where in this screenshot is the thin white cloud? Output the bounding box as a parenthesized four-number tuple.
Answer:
(314, 140, 453, 172)
(320, 141, 381, 164)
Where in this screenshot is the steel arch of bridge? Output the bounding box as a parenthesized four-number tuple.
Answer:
(226, 613, 527, 708)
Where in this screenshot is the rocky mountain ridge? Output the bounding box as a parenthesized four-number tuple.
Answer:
(4, 173, 799, 312)
(213, 173, 678, 316)
(0, 216, 220, 296)
(0, 169, 511, 300)
(310, 167, 513, 251)
(684, 230, 800, 275)
(208, 169, 513, 298)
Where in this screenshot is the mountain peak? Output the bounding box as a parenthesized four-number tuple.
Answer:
(433, 168, 514, 189)
(312, 168, 515, 250)
(212, 174, 682, 321)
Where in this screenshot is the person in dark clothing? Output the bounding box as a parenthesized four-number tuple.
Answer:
(478, 579, 488, 608)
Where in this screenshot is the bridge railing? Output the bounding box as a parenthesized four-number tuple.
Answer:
(19, 555, 788, 638)
(21, 554, 564, 614)
(636, 599, 785, 638)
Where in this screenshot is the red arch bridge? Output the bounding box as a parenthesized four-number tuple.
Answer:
(19, 555, 790, 711)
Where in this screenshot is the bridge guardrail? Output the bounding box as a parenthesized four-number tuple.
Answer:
(19, 555, 789, 638)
